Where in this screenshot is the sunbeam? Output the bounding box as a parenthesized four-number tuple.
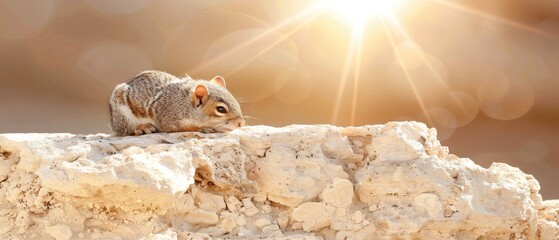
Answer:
(349, 32, 364, 126)
(190, 4, 324, 74)
(428, 0, 558, 37)
(325, 0, 407, 125)
(389, 20, 473, 117)
(224, 12, 322, 77)
(331, 27, 362, 125)
(380, 18, 434, 126)
(190, 0, 542, 129)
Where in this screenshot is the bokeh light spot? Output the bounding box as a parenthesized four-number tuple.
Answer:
(0, 0, 59, 39)
(477, 72, 535, 121)
(419, 108, 456, 141)
(77, 43, 152, 88)
(443, 91, 479, 127)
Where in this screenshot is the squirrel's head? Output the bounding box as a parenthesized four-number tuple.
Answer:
(190, 76, 245, 132)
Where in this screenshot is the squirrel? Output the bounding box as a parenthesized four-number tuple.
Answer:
(109, 70, 245, 136)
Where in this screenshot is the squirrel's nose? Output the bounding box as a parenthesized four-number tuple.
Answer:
(238, 118, 246, 127)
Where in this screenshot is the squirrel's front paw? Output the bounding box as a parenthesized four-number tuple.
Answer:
(134, 124, 158, 135)
(199, 127, 217, 133)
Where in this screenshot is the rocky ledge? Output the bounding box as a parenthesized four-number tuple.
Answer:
(0, 122, 557, 239)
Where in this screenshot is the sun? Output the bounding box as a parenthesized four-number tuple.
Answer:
(319, 0, 408, 124)
(321, 0, 404, 28)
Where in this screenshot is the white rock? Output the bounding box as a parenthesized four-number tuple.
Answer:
(260, 204, 272, 214)
(414, 193, 443, 218)
(254, 217, 272, 229)
(220, 217, 237, 232)
(174, 194, 195, 212)
(277, 216, 289, 229)
(292, 202, 334, 232)
(335, 208, 347, 218)
(351, 211, 363, 224)
(241, 197, 255, 208)
(261, 224, 280, 233)
(184, 209, 219, 226)
(247, 126, 349, 207)
(237, 227, 252, 237)
(196, 191, 226, 212)
(368, 122, 429, 162)
(0, 123, 556, 240)
(321, 178, 354, 208)
(45, 224, 73, 240)
(147, 229, 177, 240)
(253, 192, 267, 202)
(36, 143, 196, 211)
(225, 196, 242, 212)
(236, 215, 247, 226)
(291, 221, 303, 231)
(198, 226, 227, 237)
(241, 198, 259, 216)
(244, 207, 259, 217)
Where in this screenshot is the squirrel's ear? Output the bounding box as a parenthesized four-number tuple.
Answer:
(192, 85, 209, 107)
(210, 76, 226, 88)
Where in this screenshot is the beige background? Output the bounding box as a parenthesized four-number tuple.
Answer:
(1, 0, 558, 198)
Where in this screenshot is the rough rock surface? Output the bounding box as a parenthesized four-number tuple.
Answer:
(0, 122, 557, 239)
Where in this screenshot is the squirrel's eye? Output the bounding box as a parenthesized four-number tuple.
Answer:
(216, 106, 227, 114)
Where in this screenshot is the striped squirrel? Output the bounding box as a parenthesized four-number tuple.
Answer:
(109, 70, 245, 136)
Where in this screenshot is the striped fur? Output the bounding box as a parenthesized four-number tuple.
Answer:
(109, 70, 245, 136)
